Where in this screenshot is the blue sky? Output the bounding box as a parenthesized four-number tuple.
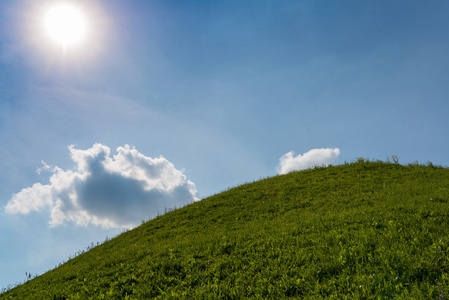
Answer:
(1, 0, 448, 289)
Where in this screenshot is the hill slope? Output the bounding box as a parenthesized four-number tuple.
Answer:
(2, 160, 449, 299)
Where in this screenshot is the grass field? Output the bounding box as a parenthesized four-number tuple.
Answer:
(2, 159, 449, 299)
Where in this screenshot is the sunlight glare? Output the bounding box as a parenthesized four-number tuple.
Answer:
(44, 4, 86, 46)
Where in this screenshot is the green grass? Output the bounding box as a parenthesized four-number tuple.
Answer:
(2, 159, 449, 299)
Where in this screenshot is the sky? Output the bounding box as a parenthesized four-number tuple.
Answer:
(1, 0, 448, 290)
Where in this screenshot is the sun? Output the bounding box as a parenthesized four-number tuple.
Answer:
(44, 3, 86, 47)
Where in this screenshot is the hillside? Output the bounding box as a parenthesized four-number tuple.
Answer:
(2, 160, 449, 299)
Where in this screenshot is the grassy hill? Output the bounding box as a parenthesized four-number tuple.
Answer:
(2, 159, 449, 299)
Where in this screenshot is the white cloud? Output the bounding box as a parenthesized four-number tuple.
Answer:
(5, 144, 198, 229)
(277, 148, 340, 175)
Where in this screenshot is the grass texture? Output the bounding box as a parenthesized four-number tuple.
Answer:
(2, 159, 449, 299)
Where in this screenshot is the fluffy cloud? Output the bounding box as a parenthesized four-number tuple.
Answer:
(5, 144, 198, 229)
(277, 148, 340, 175)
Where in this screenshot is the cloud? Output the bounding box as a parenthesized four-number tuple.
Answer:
(277, 148, 340, 175)
(5, 144, 198, 229)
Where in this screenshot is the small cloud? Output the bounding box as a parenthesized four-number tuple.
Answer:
(277, 148, 340, 175)
(5, 143, 198, 229)
(36, 160, 52, 175)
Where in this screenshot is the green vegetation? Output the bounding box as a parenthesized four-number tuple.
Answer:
(2, 159, 449, 299)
